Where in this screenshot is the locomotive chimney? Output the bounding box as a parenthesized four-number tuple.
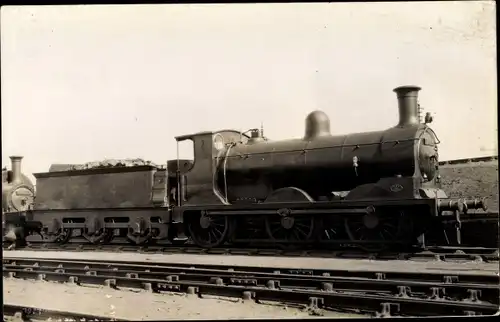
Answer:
(10, 156, 23, 184)
(393, 85, 422, 127)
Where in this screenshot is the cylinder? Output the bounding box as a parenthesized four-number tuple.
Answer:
(393, 85, 422, 127)
(10, 156, 23, 184)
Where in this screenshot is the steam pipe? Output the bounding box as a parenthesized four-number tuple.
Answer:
(393, 85, 422, 127)
(9, 156, 23, 184)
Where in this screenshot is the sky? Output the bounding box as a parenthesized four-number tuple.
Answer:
(1, 2, 497, 180)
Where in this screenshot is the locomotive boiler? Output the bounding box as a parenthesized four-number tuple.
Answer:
(215, 86, 440, 204)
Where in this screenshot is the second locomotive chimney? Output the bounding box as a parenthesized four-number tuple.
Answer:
(10, 156, 23, 184)
(393, 85, 422, 127)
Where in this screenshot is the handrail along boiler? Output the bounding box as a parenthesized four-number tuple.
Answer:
(3, 85, 488, 251)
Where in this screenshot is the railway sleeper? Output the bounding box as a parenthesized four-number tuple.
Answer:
(10, 268, 494, 303)
(4, 262, 499, 303)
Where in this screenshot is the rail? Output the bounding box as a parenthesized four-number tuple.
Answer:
(4, 242, 499, 263)
(3, 257, 499, 317)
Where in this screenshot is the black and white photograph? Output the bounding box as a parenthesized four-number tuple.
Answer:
(1, 1, 498, 320)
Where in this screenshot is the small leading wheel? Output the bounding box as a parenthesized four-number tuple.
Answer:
(265, 209, 315, 246)
(344, 209, 403, 252)
(187, 212, 229, 248)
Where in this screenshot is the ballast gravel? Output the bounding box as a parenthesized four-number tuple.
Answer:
(3, 278, 367, 320)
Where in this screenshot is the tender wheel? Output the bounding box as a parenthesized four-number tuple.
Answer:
(127, 217, 154, 245)
(82, 217, 110, 244)
(187, 212, 229, 248)
(265, 209, 315, 244)
(40, 219, 72, 244)
(82, 229, 112, 244)
(344, 208, 403, 252)
(41, 228, 72, 244)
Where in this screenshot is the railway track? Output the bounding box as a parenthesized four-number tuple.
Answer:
(3, 257, 499, 317)
(5, 241, 499, 263)
(3, 304, 126, 321)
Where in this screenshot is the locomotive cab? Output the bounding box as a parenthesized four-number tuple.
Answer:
(171, 130, 250, 207)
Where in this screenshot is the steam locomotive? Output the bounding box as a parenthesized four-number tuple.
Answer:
(2, 156, 36, 243)
(2, 156, 35, 214)
(3, 85, 488, 251)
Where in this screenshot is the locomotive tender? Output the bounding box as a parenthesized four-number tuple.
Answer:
(4, 85, 488, 251)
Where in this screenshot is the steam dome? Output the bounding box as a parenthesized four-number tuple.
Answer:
(304, 110, 331, 140)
